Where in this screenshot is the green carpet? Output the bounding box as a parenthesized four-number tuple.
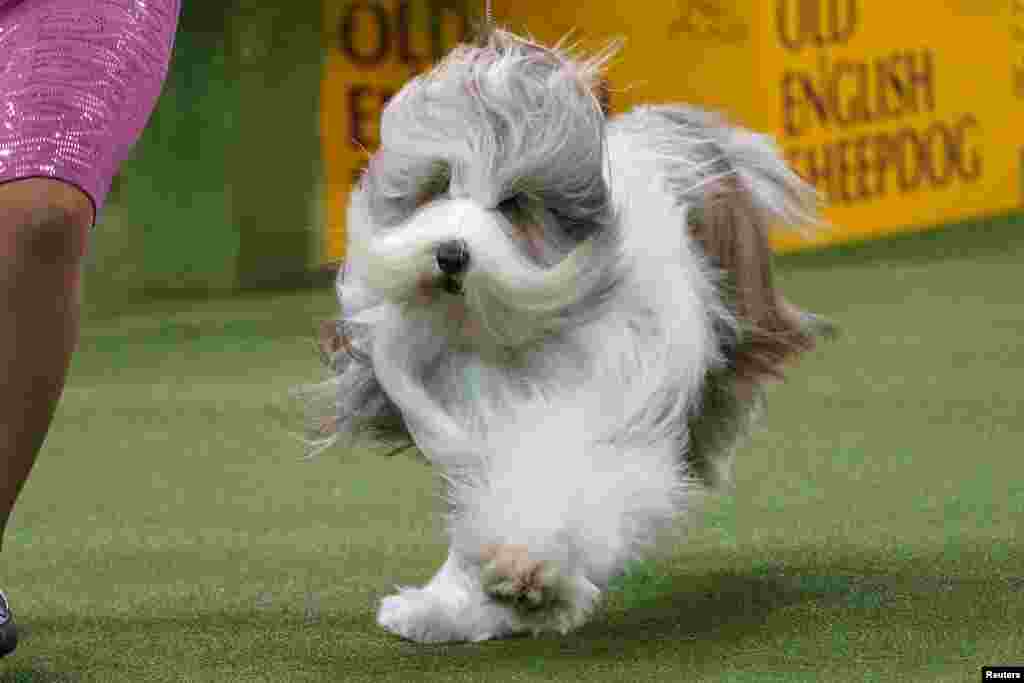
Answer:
(2, 216, 1021, 681)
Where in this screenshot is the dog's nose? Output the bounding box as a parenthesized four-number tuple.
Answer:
(436, 239, 470, 276)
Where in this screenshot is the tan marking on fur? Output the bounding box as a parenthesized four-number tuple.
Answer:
(452, 301, 482, 339)
(518, 220, 547, 262)
(690, 178, 817, 383)
(415, 274, 438, 305)
(481, 544, 547, 606)
(317, 415, 340, 436)
(317, 320, 342, 358)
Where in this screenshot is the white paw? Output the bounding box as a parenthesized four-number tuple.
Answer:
(377, 588, 461, 644)
(377, 585, 530, 644)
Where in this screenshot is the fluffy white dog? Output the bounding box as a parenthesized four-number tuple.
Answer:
(301, 28, 830, 643)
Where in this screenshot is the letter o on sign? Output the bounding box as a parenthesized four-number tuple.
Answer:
(777, 0, 858, 51)
(340, 0, 390, 66)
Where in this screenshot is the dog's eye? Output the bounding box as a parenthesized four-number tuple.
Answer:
(497, 194, 525, 216)
(498, 195, 518, 210)
(497, 195, 543, 247)
(416, 163, 451, 205)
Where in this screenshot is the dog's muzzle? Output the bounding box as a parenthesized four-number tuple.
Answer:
(436, 239, 470, 294)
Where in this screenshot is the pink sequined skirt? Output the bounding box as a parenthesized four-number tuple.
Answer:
(0, 0, 180, 216)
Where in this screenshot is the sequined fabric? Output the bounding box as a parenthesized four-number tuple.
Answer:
(0, 0, 180, 217)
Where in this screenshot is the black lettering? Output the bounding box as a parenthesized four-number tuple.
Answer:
(833, 59, 871, 127)
(781, 71, 806, 136)
(340, 1, 391, 67)
(429, 0, 470, 62)
(781, 49, 940, 136)
(894, 127, 924, 192)
(777, 0, 803, 50)
(1014, 62, 1024, 99)
(788, 145, 834, 197)
(906, 50, 936, 113)
(805, 62, 832, 130)
(874, 57, 900, 120)
(833, 138, 854, 202)
(348, 85, 375, 149)
(397, 1, 429, 66)
(802, 0, 821, 46)
(827, 0, 858, 45)
(777, 0, 857, 51)
(850, 133, 873, 200)
(924, 123, 953, 186)
(872, 132, 895, 197)
(954, 114, 982, 181)
(348, 85, 394, 150)
(785, 114, 983, 206)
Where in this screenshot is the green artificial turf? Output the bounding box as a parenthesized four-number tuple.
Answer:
(2, 216, 1022, 681)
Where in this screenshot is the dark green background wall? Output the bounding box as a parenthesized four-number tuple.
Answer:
(83, 2, 327, 311)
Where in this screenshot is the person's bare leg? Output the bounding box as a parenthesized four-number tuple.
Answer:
(0, 178, 92, 552)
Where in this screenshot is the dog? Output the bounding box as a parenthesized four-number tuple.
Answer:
(301, 27, 831, 643)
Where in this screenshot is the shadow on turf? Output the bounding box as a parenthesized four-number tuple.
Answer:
(358, 556, 1021, 669)
(0, 624, 81, 683)
(4, 555, 1018, 678)
(0, 571, 809, 676)
(2, 572, 807, 675)
(0, 668, 80, 683)
(595, 569, 807, 638)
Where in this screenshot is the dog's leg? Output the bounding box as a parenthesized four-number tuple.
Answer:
(447, 402, 687, 637)
(377, 549, 529, 643)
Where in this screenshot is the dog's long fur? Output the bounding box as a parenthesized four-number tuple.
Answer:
(298, 28, 829, 642)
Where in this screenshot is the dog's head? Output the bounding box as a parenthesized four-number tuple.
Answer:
(341, 29, 623, 351)
(308, 29, 832, 465)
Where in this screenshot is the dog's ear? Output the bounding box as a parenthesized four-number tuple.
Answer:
(635, 105, 837, 383)
(688, 178, 829, 383)
(301, 317, 416, 459)
(605, 107, 835, 385)
(317, 318, 373, 371)
(317, 319, 343, 365)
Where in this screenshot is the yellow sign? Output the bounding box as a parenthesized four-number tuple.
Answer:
(321, 1, 474, 262)
(763, 0, 1022, 250)
(322, 1, 1023, 259)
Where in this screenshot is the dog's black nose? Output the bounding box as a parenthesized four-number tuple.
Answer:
(436, 240, 470, 276)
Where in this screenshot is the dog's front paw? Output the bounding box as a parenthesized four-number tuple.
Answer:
(378, 588, 463, 644)
(479, 544, 600, 634)
(378, 585, 528, 644)
(480, 544, 559, 610)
